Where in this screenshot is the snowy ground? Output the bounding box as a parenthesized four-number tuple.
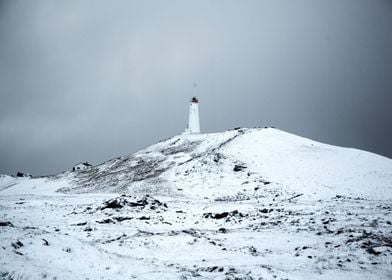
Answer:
(1, 128, 391, 279)
(1, 192, 391, 279)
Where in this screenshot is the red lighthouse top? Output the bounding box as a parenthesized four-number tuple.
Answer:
(191, 97, 198, 103)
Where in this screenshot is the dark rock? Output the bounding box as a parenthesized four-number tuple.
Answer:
(366, 247, 382, 256)
(218, 227, 227, 233)
(213, 153, 223, 163)
(0, 221, 14, 227)
(249, 246, 258, 256)
(181, 229, 201, 237)
(203, 210, 244, 220)
(23, 226, 38, 230)
(104, 234, 128, 243)
(113, 216, 133, 222)
(72, 222, 87, 226)
(138, 216, 150, 220)
(11, 240, 23, 249)
(204, 212, 228, 219)
(42, 239, 49, 246)
(103, 200, 124, 209)
(336, 229, 344, 235)
(233, 165, 247, 172)
(211, 212, 227, 219)
(205, 266, 221, 272)
(214, 193, 250, 202)
(84, 226, 93, 232)
(96, 218, 115, 224)
(99, 195, 167, 211)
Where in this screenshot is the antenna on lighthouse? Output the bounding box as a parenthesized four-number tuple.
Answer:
(193, 82, 197, 97)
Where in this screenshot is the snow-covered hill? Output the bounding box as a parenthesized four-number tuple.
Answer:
(1, 128, 391, 279)
(3, 128, 391, 200)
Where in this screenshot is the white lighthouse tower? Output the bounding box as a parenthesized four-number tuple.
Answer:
(184, 84, 200, 134)
(186, 96, 200, 134)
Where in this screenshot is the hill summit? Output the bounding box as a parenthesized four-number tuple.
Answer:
(62, 127, 392, 199)
(3, 127, 390, 201)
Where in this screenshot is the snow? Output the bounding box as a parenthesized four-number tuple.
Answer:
(220, 128, 392, 200)
(0, 128, 391, 279)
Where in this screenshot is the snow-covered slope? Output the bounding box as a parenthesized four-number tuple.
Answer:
(8, 127, 387, 200)
(1, 128, 391, 280)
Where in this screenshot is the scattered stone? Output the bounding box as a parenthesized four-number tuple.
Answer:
(113, 216, 133, 222)
(218, 227, 227, 233)
(99, 195, 167, 211)
(287, 193, 303, 201)
(42, 239, 49, 246)
(215, 193, 250, 202)
(71, 221, 87, 226)
(197, 266, 224, 273)
(96, 218, 115, 224)
(84, 226, 93, 232)
(203, 210, 244, 220)
(11, 240, 23, 249)
(104, 234, 128, 243)
(336, 228, 344, 235)
(213, 153, 223, 163)
(259, 208, 273, 214)
(181, 228, 201, 238)
(23, 226, 38, 230)
(233, 164, 247, 172)
(248, 246, 258, 256)
(0, 221, 14, 227)
(366, 246, 382, 256)
(138, 216, 150, 220)
(204, 212, 228, 219)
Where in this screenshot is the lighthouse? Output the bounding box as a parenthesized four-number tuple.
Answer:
(184, 96, 200, 134)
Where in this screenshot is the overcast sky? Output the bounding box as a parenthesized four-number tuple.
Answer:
(1, 0, 391, 176)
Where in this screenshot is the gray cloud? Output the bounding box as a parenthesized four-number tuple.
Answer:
(1, 0, 391, 175)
